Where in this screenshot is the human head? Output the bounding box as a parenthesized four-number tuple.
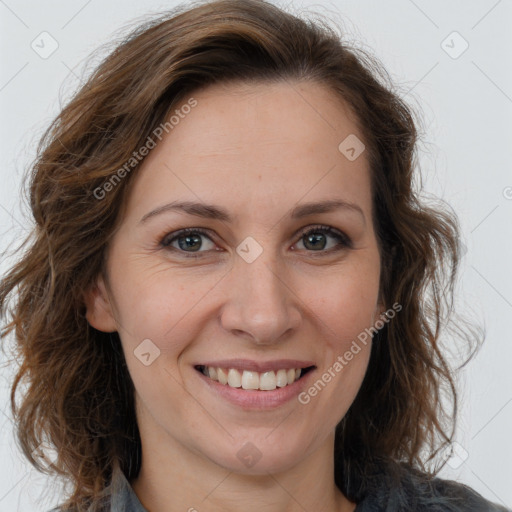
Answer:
(0, 0, 465, 508)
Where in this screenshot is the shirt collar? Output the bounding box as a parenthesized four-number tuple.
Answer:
(109, 465, 148, 512)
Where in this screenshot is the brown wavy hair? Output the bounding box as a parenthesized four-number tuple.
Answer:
(0, 0, 481, 509)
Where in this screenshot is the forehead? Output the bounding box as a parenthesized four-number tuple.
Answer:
(169, 80, 362, 159)
(124, 80, 372, 223)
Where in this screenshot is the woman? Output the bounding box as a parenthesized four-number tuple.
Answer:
(0, 0, 509, 511)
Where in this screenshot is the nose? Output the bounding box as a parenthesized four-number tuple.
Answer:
(219, 246, 301, 345)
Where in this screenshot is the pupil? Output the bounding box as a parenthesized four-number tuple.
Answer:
(305, 233, 326, 250)
(179, 234, 202, 251)
(176, 232, 327, 252)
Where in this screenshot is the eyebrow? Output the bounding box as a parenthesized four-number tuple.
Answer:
(139, 199, 365, 225)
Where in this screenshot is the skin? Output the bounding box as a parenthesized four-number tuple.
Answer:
(85, 80, 385, 512)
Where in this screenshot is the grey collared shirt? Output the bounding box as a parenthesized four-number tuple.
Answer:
(48, 466, 147, 512)
(109, 469, 147, 512)
(49, 462, 512, 512)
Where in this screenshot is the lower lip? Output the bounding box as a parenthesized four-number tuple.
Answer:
(196, 368, 315, 410)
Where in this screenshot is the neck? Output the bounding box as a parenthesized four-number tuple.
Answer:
(131, 416, 356, 512)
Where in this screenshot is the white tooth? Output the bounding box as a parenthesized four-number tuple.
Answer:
(286, 369, 295, 385)
(241, 370, 259, 390)
(276, 369, 288, 387)
(295, 368, 301, 380)
(208, 367, 218, 380)
(259, 371, 277, 390)
(227, 368, 242, 388)
(217, 367, 228, 385)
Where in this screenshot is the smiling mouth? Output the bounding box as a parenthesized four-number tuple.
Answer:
(195, 365, 315, 391)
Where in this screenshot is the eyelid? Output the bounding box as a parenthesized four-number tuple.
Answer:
(160, 227, 215, 249)
(160, 224, 352, 255)
(297, 224, 352, 249)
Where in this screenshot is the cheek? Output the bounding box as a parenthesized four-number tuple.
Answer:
(303, 257, 381, 341)
(296, 259, 379, 407)
(315, 280, 375, 380)
(111, 261, 216, 424)
(107, 254, 223, 348)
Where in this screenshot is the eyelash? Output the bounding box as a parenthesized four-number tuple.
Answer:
(160, 225, 352, 258)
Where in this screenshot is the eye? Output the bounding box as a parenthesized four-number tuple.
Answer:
(293, 225, 352, 253)
(160, 225, 352, 257)
(161, 228, 217, 255)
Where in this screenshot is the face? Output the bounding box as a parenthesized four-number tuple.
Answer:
(86, 80, 384, 475)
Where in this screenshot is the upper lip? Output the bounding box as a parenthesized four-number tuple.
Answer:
(195, 359, 316, 373)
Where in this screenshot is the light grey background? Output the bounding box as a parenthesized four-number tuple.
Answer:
(1, 0, 511, 510)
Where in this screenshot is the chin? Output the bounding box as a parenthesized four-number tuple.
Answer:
(199, 429, 317, 475)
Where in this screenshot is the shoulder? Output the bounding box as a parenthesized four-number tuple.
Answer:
(46, 464, 145, 512)
(356, 460, 511, 512)
(396, 466, 510, 511)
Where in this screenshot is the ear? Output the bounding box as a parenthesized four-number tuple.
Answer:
(83, 274, 117, 333)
